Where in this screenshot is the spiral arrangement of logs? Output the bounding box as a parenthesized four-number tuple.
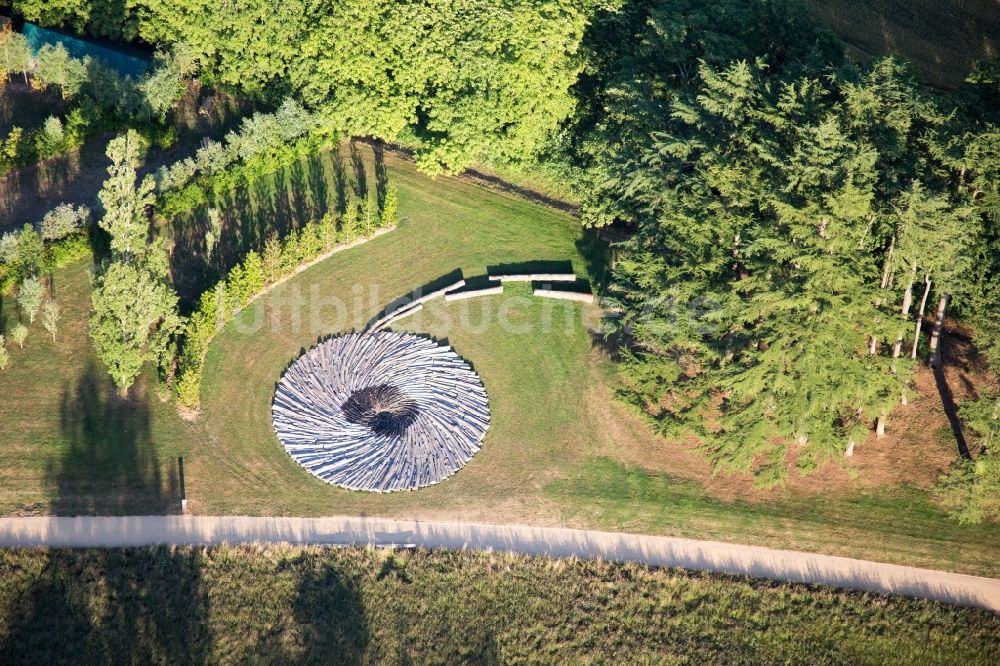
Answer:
(271, 331, 490, 491)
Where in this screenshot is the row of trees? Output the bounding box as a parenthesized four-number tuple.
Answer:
(154, 99, 319, 193)
(1, 32, 186, 121)
(174, 192, 398, 409)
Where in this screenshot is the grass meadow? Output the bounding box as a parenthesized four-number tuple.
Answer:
(1, 545, 998, 664)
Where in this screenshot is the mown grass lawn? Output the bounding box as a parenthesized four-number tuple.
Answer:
(1, 142, 998, 577)
(1, 546, 998, 664)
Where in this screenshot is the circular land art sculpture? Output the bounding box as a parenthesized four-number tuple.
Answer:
(271, 331, 490, 491)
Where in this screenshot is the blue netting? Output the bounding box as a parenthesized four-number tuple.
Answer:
(23, 22, 150, 78)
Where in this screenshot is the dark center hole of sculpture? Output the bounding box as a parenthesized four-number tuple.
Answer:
(342, 384, 419, 437)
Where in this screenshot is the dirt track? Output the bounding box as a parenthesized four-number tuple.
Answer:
(2, 514, 998, 612)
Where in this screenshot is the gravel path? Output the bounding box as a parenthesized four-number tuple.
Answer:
(2, 515, 998, 611)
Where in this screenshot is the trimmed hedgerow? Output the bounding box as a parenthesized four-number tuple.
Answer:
(174, 209, 392, 409)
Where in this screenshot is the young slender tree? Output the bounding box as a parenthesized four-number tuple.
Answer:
(0, 335, 7, 370)
(205, 207, 221, 260)
(42, 300, 60, 342)
(17, 277, 43, 323)
(10, 322, 27, 349)
(381, 186, 398, 227)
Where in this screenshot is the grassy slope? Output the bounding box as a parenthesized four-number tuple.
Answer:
(1, 546, 998, 665)
(800, 0, 1000, 88)
(1, 143, 998, 577)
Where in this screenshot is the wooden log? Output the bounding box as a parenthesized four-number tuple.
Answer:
(489, 273, 577, 282)
(532, 286, 594, 303)
(444, 285, 504, 301)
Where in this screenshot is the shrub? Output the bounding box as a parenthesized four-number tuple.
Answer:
(195, 140, 234, 176)
(35, 116, 66, 157)
(936, 455, 1000, 524)
(0, 127, 23, 170)
(40, 204, 90, 241)
(43, 233, 92, 272)
(158, 183, 208, 218)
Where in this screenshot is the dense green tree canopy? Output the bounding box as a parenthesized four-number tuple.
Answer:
(583, 2, 988, 485)
(15, 0, 605, 172)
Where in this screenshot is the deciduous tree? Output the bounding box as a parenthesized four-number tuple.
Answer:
(89, 262, 182, 395)
(0, 31, 32, 85)
(10, 322, 27, 349)
(42, 300, 60, 341)
(34, 44, 87, 99)
(97, 130, 155, 263)
(17, 277, 43, 324)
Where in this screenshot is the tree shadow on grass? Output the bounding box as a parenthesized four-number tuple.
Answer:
(290, 560, 369, 664)
(350, 140, 368, 201)
(290, 156, 310, 226)
(331, 147, 349, 215)
(237, 555, 369, 664)
(372, 140, 388, 210)
(307, 151, 333, 220)
(46, 359, 179, 515)
(0, 547, 212, 664)
(166, 145, 355, 308)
